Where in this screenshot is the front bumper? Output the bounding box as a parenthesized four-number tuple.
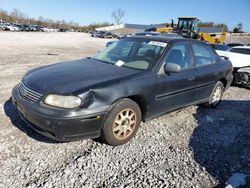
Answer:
(12, 85, 108, 141)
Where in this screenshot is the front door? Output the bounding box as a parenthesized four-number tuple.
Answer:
(152, 42, 196, 117)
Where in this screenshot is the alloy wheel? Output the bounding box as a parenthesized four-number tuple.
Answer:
(212, 86, 222, 103)
(112, 108, 137, 140)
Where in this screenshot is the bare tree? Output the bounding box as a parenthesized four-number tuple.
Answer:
(0, 9, 9, 21)
(111, 8, 125, 25)
(10, 8, 26, 23)
(37, 16, 44, 26)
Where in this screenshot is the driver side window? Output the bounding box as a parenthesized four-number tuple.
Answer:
(165, 43, 192, 69)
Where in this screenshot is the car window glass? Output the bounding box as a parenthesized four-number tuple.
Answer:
(138, 43, 161, 56)
(192, 43, 216, 67)
(108, 42, 134, 58)
(94, 40, 166, 70)
(229, 48, 250, 55)
(165, 43, 191, 69)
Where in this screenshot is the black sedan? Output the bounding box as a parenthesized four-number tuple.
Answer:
(12, 36, 233, 145)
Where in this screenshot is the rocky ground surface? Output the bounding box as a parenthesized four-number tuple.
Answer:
(0, 32, 249, 188)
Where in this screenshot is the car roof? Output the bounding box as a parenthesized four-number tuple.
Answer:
(134, 32, 160, 35)
(230, 46, 250, 49)
(126, 35, 202, 44)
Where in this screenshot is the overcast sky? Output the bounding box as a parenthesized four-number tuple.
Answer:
(0, 0, 250, 31)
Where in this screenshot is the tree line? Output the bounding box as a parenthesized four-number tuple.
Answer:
(0, 8, 112, 31)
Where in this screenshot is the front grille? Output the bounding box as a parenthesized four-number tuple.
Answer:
(19, 82, 43, 102)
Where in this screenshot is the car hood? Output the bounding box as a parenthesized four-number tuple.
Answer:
(22, 58, 140, 95)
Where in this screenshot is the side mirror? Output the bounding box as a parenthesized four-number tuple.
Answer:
(164, 63, 181, 73)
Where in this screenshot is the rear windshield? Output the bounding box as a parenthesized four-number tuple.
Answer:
(229, 48, 250, 55)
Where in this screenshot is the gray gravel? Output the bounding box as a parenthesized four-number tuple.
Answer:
(0, 32, 249, 188)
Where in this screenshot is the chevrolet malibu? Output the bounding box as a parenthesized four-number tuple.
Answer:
(12, 36, 233, 145)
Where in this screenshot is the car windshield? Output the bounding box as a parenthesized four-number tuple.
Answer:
(93, 39, 167, 70)
(229, 48, 250, 55)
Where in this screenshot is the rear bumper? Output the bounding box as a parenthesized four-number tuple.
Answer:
(226, 76, 233, 90)
(12, 85, 108, 141)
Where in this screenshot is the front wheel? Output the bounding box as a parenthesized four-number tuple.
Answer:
(101, 99, 141, 146)
(203, 81, 224, 108)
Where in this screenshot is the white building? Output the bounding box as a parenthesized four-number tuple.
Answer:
(96, 23, 158, 35)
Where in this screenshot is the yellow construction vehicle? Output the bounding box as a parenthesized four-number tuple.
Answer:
(156, 27, 173, 33)
(156, 17, 227, 44)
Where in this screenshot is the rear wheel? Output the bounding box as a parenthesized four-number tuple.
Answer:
(203, 81, 224, 108)
(101, 99, 141, 146)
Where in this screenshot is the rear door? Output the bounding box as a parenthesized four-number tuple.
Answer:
(191, 43, 220, 101)
(151, 42, 196, 117)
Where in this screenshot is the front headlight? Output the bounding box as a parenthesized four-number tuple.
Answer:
(44, 95, 82, 109)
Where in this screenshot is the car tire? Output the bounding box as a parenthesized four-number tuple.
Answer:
(101, 98, 141, 146)
(203, 81, 224, 108)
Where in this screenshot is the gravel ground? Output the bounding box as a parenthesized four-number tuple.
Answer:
(0, 32, 249, 188)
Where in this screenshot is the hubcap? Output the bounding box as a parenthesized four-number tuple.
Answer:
(113, 108, 137, 140)
(212, 86, 222, 103)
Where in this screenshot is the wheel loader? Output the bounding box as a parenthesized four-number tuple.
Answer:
(156, 17, 227, 44)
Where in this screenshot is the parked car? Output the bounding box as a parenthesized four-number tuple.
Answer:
(91, 31, 97, 37)
(134, 32, 161, 36)
(210, 43, 229, 51)
(15, 24, 26, 31)
(112, 32, 121, 39)
(0, 20, 59, 32)
(123, 33, 133, 38)
(216, 46, 250, 87)
(22, 24, 31, 31)
(103, 32, 113, 38)
(122, 32, 182, 38)
(0, 23, 6, 30)
(41, 27, 50, 32)
(228, 46, 250, 55)
(5, 23, 18, 31)
(59, 28, 68, 32)
(12, 36, 233, 145)
(95, 31, 106, 38)
(29, 25, 38, 31)
(35, 25, 45, 32)
(160, 32, 183, 38)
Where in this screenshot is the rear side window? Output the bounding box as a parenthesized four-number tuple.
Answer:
(192, 43, 216, 67)
(229, 48, 250, 55)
